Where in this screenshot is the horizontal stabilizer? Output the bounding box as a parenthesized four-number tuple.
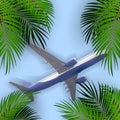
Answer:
(9, 81, 34, 101)
(22, 81, 32, 87)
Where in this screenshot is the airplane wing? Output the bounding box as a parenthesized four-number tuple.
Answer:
(65, 75, 77, 100)
(29, 44, 69, 73)
(29, 44, 78, 99)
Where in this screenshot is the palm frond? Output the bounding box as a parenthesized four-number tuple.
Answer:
(14, 106, 39, 120)
(0, 0, 25, 73)
(56, 81, 120, 120)
(14, 0, 54, 47)
(0, 90, 31, 119)
(0, 0, 54, 73)
(78, 81, 120, 120)
(55, 100, 90, 120)
(0, 90, 39, 120)
(81, 0, 120, 74)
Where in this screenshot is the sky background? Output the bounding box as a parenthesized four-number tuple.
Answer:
(0, 0, 120, 120)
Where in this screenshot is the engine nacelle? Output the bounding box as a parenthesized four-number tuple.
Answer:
(65, 58, 77, 67)
(76, 77, 87, 84)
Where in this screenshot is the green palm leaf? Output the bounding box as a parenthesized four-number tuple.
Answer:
(56, 81, 120, 120)
(78, 82, 120, 120)
(14, 106, 39, 120)
(55, 100, 90, 120)
(14, 0, 54, 47)
(0, 0, 54, 74)
(81, 0, 120, 74)
(0, 0, 25, 73)
(0, 90, 39, 120)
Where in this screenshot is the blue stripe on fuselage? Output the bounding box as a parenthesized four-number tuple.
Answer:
(28, 54, 104, 92)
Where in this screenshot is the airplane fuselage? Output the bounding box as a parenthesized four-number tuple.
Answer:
(28, 53, 104, 92)
(9, 44, 105, 100)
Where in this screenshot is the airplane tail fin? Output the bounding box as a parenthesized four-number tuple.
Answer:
(9, 81, 34, 101)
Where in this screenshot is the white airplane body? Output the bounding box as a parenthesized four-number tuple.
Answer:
(10, 44, 105, 100)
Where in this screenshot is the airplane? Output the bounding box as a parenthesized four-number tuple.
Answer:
(10, 44, 105, 100)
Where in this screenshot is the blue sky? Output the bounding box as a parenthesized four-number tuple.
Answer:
(0, 0, 120, 120)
